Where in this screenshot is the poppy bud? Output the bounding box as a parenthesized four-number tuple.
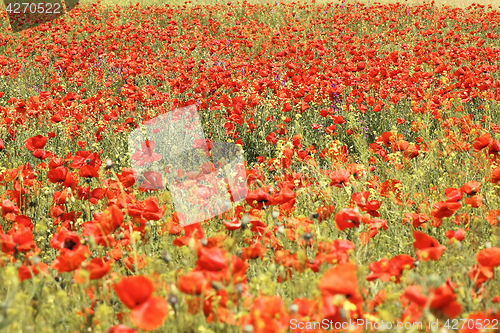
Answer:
(31, 255, 41, 265)
(339, 308, 348, 320)
(201, 238, 208, 246)
(485, 242, 492, 248)
(188, 237, 196, 250)
(211, 281, 224, 290)
(289, 304, 299, 313)
(425, 274, 442, 288)
(241, 214, 250, 226)
(277, 225, 285, 234)
(243, 325, 254, 333)
(272, 210, 279, 219)
(170, 284, 180, 296)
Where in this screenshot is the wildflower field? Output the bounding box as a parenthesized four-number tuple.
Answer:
(2, 0, 500, 332)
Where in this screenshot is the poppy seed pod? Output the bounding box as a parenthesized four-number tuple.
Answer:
(301, 232, 313, 241)
(104, 159, 114, 170)
(310, 212, 319, 219)
(167, 295, 178, 306)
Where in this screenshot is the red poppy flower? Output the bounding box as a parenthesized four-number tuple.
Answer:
(431, 201, 461, 219)
(70, 151, 102, 169)
(381, 131, 399, 147)
(0, 225, 36, 255)
(465, 194, 483, 208)
(25, 135, 47, 151)
(273, 183, 296, 205)
(491, 166, 500, 184)
(106, 325, 137, 333)
(334, 208, 361, 231)
(430, 283, 462, 318)
(178, 270, 210, 295)
(245, 187, 273, 209)
(412, 230, 446, 261)
(469, 264, 494, 287)
(50, 227, 82, 251)
(378, 179, 402, 198)
(80, 165, 99, 178)
(87, 257, 111, 280)
(196, 247, 228, 271)
(223, 217, 241, 231)
(461, 181, 481, 195)
(445, 188, 463, 202)
(127, 197, 166, 221)
(47, 166, 68, 183)
(117, 168, 137, 188)
(241, 242, 266, 260)
(472, 132, 492, 152)
(401, 213, 428, 228)
(445, 228, 465, 243)
(476, 247, 500, 268)
(488, 140, 500, 161)
(32, 149, 51, 159)
(51, 245, 90, 273)
(239, 296, 290, 333)
(329, 169, 350, 188)
(351, 191, 381, 216)
(319, 262, 359, 298)
(366, 254, 414, 283)
(403, 285, 428, 307)
(114, 276, 168, 331)
(315, 205, 335, 222)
